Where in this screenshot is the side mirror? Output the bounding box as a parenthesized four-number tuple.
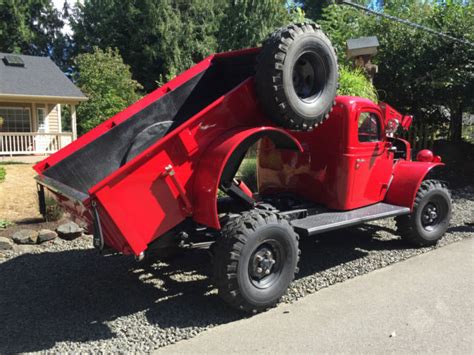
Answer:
(401, 115, 413, 130)
(385, 118, 399, 136)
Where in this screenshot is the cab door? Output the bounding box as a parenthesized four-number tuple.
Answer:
(349, 109, 394, 208)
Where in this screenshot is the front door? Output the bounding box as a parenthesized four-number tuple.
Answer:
(35, 107, 49, 152)
(350, 109, 393, 208)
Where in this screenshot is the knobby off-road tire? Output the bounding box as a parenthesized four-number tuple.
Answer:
(213, 209, 300, 313)
(255, 23, 339, 131)
(396, 180, 452, 247)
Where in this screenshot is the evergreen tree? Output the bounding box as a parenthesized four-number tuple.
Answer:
(217, 0, 294, 51)
(0, 0, 67, 67)
(71, 0, 224, 91)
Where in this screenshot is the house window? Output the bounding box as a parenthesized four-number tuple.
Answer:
(0, 107, 31, 132)
(358, 112, 381, 143)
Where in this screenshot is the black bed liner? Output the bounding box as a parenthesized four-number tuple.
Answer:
(42, 53, 257, 195)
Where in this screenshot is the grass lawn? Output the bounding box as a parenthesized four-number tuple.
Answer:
(0, 167, 5, 183)
(0, 164, 42, 223)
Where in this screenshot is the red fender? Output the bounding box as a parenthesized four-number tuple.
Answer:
(384, 160, 444, 210)
(192, 126, 303, 229)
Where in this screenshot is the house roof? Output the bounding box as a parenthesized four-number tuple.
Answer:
(0, 52, 86, 102)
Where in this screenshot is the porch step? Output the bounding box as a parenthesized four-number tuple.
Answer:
(291, 203, 410, 237)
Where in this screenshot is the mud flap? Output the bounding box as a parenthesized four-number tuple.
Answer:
(37, 183, 46, 217)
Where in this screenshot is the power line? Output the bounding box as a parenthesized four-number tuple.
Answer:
(336, 0, 474, 47)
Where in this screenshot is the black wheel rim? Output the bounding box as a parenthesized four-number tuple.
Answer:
(248, 240, 285, 289)
(421, 195, 448, 232)
(292, 52, 326, 103)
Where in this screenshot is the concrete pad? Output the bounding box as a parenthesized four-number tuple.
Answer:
(159, 238, 474, 354)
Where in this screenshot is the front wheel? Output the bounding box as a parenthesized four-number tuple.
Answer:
(396, 180, 452, 246)
(213, 210, 299, 312)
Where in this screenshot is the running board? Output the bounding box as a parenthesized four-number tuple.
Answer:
(291, 203, 410, 237)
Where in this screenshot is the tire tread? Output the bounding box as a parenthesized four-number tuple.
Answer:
(396, 179, 451, 246)
(213, 209, 300, 312)
(255, 22, 338, 131)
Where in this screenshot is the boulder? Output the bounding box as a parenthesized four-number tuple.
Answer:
(38, 229, 58, 243)
(56, 222, 84, 240)
(0, 236, 14, 250)
(12, 229, 39, 244)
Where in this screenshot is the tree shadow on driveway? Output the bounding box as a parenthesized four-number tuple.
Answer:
(0, 248, 239, 353)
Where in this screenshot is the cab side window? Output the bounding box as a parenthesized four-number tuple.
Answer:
(358, 112, 381, 143)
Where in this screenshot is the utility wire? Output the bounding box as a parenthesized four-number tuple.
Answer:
(336, 0, 474, 47)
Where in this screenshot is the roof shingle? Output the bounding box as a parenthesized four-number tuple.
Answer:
(0, 52, 86, 100)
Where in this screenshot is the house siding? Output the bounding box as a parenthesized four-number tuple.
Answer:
(47, 104, 59, 132)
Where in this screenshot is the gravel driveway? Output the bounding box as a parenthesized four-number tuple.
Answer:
(0, 187, 472, 353)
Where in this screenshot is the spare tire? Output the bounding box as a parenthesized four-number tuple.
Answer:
(255, 23, 338, 131)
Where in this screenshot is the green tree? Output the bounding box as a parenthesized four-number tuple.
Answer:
(427, 4, 474, 141)
(71, 0, 224, 91)
(71, 0, 304, 91)
(217, 0, 295, 51)
(74, 47, 142, 134)
(319, 2, 474, 142)
(0, 0, 68, 67)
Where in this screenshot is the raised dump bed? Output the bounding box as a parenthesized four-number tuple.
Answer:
(37, 50, 258, 198)
(35, 48, 273, 254)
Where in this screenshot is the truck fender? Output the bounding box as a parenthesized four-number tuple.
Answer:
(192, 127, 303, 229)
(384, 161, 444, 210)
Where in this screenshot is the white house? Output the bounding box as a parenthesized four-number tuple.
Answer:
(0, 52, 87, 155)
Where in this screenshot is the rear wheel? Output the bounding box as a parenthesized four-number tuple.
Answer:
(396, 180, 452, 246)
(255, 23, 338, 131)
(213, 209, 299, 312)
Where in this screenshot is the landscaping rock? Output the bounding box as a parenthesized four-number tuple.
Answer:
(12, 229, 39, 244)
(0, 237, 14, 250)
(56, 222, 84, 240)
(38, 229, 58, 243)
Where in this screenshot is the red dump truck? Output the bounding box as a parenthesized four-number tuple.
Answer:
(34, 23, 452, 312)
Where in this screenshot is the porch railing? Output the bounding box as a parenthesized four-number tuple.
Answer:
(0, 132, 73, 155)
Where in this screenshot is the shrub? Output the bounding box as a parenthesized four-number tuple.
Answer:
(75, 47, 142, 135)
(338, 65, 378, 102)
(44, 196, 63, 221)
(0, 220, 13, 229)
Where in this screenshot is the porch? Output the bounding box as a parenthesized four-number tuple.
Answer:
(0, 102, 79, 156)
(0, 132, 74, 155)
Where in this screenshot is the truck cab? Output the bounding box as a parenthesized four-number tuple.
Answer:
(258, 96, 398, 210)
